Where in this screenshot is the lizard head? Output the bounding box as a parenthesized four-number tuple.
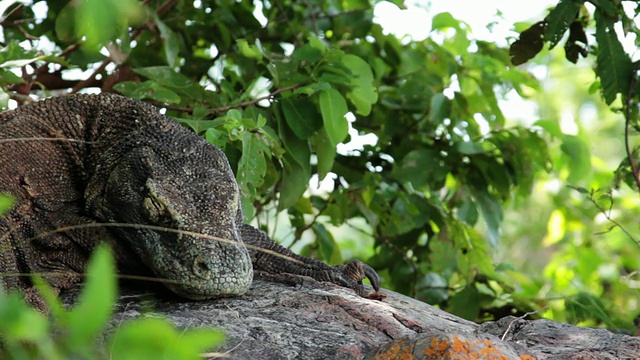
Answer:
(86, 128, 253, 299)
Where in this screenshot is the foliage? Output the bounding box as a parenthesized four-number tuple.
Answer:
(0, 0, 639, 330)
(509, 0, 640, 329)
(0, 242, 224, 358)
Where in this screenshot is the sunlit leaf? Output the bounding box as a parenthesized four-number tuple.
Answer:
(431, 12, 460, 31)
(318, 87, 349, 147)
(341, 54, 378, 115)
(109, 318, 224, 360)
(74, 0, 143, 51)
(66, 245, 116, 351)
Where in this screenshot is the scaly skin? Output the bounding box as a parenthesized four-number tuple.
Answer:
(0, 93, 380, 305)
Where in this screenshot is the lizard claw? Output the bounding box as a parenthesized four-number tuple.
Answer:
(361, 262, 381, 292)
(339, 260, 382, 297)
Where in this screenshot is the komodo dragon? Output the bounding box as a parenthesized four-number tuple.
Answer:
(0, 93, 380, 307)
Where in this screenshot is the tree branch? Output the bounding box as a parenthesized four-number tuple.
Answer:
(208, 83, 303, 115)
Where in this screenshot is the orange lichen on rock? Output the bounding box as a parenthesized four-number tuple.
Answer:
(370, 338, 415, 360)
(369, 332, 538, 360)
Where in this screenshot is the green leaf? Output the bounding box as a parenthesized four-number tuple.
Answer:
(474, 190, 502, 247)
(281, 98, 323, 139)
(457, 141, 485, 155)
(566, 185, 589, 194)
(237, 39, 263, 60)
(0, 69, 24, 85)
(132, 67, 206, 101)
(431, 12, 460, 31)
(544, 0, 580, 49)
(391, 149, 448, 187)
(292, 43, 323, 63)
(448, 285, 480, 320)
(32, 276, 65, 319)
(278, 154, 310, 211)
(594, 10, 633, 105)
(458, 199, 478, 225)
(429, 93, 451, 125)
(565, 292, 610, 325)
(308, 36, 327, 53)
(177, 118, 221, 134)
(341, 54, 378, 115)
(312, 130, 336, 180)
(74, 0, 143, 51)
(509, 22, 546, 65)
(152, 13, 181, 67)
(332, 9, 373, 38)
(109, 318, 224, 360)
(0, 194, 14, 214)
(278, 117, 310, 170)
(238, 132, 269, 218)
(0, 293, 50, 343)
(533, 119, 563, 138)
(113, 80, 181, 104)
(66, 245, 116, 350)
(560, 135, 591, 184)
(318, 88, 349, 147)
(416, 272, 449, 304)
(452, 223, 497, 278)
(313, 223, 342, 263)
(277, 112, 311, 211)
(386, 195, 430, 236)
(54, 3, 77, 43)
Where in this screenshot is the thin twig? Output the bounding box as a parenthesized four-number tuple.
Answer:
(0, 2, 24, 23)
(273, 0, 301, 46)
(500, 306, 548, 341)
(30, 222, 306, 265)
(209, 83, 303, 115)
(587, 191, 640, 248)
(151, 83, 304, 116)
(72, 58, 112, 93)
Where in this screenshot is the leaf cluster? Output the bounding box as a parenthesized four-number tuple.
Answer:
(510, 0, 636, 106)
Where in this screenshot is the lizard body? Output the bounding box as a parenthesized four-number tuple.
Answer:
(0, 93, 379, 305)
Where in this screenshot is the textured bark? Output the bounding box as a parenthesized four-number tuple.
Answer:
(62, 278, 640, 359)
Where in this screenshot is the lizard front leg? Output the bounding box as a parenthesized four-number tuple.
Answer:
(240, 224, 380, 298)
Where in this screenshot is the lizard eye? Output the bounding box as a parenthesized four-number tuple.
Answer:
(142, 195, 176, 228)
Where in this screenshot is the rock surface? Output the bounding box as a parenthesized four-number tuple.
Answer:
(64, 278, 640, 359)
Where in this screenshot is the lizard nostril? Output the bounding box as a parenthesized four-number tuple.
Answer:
(193, 255, 211, 280)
